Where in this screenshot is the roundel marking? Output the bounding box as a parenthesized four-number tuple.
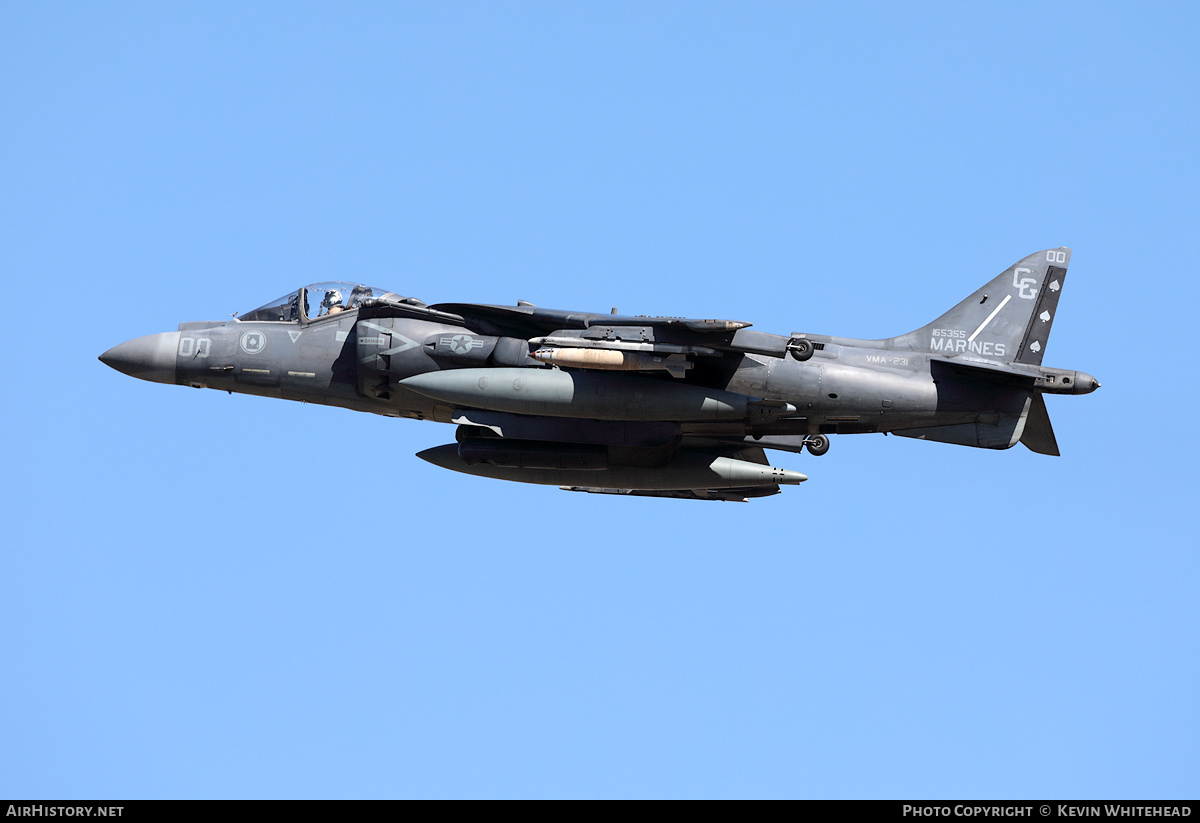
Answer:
(448, 334, 474, 354)
(240, 331, 267, 354)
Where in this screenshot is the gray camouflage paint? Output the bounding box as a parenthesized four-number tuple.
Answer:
(100, 248, 1098, 502)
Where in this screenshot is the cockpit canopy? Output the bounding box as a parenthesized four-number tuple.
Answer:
(240, 282, 404, 322)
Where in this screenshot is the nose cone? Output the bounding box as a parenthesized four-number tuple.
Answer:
(99, 332, 181, 385)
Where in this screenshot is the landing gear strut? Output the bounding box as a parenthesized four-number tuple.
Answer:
(804, 434, 830, 456)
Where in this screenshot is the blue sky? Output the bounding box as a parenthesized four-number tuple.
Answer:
(2, 1, 1197, 799)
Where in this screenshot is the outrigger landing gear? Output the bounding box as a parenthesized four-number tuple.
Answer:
(804, 434, 830, 456)
(786, 337, 814, 361)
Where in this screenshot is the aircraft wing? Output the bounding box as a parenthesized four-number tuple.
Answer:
(399, 304, 807, 499)
(424, 302, 795, 367)
(429, 302, 751, 336)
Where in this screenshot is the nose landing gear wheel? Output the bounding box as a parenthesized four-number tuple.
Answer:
(805, 434, 830, 456)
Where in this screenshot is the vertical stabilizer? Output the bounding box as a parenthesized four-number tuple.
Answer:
(889, 248, 1071, 365)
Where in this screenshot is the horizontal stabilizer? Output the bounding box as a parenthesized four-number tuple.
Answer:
(893, 395, 1033, 450)
(931, 358, 1099, 396)
(930, 357, 1038, 384)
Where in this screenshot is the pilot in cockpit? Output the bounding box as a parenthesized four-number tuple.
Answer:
(320, 288, 345, 316)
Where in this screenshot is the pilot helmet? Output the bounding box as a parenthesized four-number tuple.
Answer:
(322, 289, 344, 310)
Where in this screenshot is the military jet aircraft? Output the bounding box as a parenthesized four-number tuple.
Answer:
(100, 248, 1098, 501)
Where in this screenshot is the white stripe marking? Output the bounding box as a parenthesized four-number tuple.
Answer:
(968, 294, 1011, 342)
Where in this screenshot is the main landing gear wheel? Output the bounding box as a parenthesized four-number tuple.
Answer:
(787, 338, 814, 361)
(805, 434, 830, 456)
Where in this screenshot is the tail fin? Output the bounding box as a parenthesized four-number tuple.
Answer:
(890, 248, 1071, 365)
